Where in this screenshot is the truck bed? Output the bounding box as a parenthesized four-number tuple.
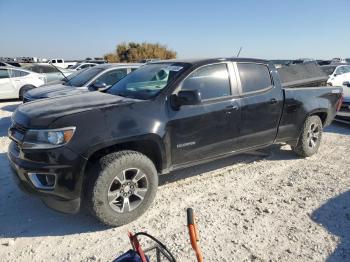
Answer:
(275, 86, 343, 144)
(278, 63, 329, 88)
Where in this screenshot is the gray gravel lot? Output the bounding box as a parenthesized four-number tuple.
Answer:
(0, 100, 350, 262)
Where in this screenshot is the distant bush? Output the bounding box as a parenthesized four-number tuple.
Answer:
(104, 42, 177, 63)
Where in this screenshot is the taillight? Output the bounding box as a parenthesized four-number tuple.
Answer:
(336, 93, 344, 112)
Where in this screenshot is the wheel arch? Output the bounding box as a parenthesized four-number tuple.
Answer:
(307, 110, 328, 126)
(84, 134, 166, 175)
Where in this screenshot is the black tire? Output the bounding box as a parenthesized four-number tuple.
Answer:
(19, 85, 35, 100)
(292, 115, 323, 157)
(86, 150, 158, 226)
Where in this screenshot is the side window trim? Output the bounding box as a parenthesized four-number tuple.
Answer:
(176, 62, 238, 103)
(233, 62, 274, 96)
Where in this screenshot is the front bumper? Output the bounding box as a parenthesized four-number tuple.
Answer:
(7, 141, 87, 213)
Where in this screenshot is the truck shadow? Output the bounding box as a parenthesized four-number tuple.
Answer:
(324, 122, 350, 136)
(311, 190, 350, 261)
(0, 100, 20, 112)
(160, 143, 296, 185)
(0, 145, 298, 238)
(1, 103, 20, 113)
(0, 152, 107, 238)
(0, 116, 12, 136)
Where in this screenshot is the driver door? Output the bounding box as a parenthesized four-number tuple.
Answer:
(167, 62, 241, 166)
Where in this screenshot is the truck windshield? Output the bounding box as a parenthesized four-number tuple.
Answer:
(107, 63, 190, 99)
(65, 67, 103, 87)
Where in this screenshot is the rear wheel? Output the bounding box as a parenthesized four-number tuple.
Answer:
(86, 150, 158, 226)
(292, 115, 323, 157)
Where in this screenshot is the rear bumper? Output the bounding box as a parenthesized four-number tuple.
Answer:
(7, 141, 87, 213)
(335, 103, 350, 123)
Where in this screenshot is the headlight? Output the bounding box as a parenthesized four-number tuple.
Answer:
(23, 127, 76, 149)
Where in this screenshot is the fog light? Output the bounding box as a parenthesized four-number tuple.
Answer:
(28, 173, 56, 190)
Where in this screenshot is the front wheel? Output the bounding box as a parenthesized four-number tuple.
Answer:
(292, 115, 323, 157)
(86, 150, 158, 226)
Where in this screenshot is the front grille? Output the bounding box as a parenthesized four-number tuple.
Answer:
(13, 122, 27, 133)
(9, 121, 27, 144)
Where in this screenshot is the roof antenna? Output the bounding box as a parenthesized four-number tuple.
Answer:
(236, 47, 243, 57)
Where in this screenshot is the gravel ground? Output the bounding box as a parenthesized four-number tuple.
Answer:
(0, 100, 350, 262)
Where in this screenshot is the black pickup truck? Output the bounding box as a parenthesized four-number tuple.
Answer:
(8, 58, 343, 226)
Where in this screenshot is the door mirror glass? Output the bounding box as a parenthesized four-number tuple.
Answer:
(171, 90, 202, 109)
(90, 82, 107, 91)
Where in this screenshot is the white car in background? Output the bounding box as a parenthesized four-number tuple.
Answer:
(0, 67, 45, 99)
(68, 62, 97, 70)
(321, 65, 350, 86)
(48, 59, 76, 69)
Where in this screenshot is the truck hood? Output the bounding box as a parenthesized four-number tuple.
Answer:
(13, 92, 138, 127)
(25, 84, 89, 100)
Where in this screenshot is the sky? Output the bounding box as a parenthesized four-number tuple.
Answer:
(0, 0, 349, 60)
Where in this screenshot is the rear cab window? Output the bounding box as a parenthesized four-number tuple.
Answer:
(236, 63, 272, 94)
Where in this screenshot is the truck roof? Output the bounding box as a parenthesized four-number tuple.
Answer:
(92, 63, 144, 69)
(151, 57, 269, 66)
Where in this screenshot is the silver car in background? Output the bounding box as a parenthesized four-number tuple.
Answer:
(23, 64, 74, 83)
(23, 63, 142, 102)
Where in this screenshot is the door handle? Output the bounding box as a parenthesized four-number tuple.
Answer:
(269, 98, 278, 104)
(225, 105, 239, 113)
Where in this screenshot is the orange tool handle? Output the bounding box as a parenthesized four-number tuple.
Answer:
(128, 232, 148, 262)
(187, 208, 203, 262)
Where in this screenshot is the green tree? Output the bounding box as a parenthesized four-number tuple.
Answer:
(104, 42, 176, 63)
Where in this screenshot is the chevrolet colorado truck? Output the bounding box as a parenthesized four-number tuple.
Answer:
(8, 58, 343, 226)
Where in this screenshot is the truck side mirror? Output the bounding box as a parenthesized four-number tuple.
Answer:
(170, 90, 202, 109)
(343, 81, 350, 87)
(90, 82, 107, 91)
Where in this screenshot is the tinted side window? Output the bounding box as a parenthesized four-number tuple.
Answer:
(181, 63, 231, 100)
(0, 69, 9, 79)
(57, 59, 63, 63)
(237, 63, 272, 93)
(10, 70, 29, 77)
(94, 69, 128, 86)
(41, 66, 57, 73)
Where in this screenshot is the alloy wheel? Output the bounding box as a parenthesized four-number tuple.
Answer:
(108, 168, 148, 213)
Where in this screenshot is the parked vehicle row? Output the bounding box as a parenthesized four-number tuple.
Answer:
(7, 58, 343, 226)
(69, 62, 97, 70)
(23, 63, 142, 102)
